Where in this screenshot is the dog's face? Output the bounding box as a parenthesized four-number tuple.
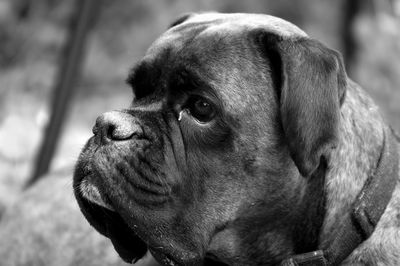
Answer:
(74, 13, 347, 265)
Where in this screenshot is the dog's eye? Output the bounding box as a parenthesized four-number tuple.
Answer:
(186, 96, 216, 123)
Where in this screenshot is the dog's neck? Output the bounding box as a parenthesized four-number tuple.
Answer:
(318, 81, 387, 250)
(275, 81, 400, 265)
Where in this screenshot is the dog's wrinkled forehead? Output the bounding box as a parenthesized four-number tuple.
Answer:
(179, 12, 306, 36)
(142, 13, 308, 112)
(149, 12, 307, 52)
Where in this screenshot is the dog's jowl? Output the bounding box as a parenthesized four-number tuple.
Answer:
(73, 13, 400, 266)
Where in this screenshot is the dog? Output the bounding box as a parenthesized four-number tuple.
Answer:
(73, 13, 400, 266)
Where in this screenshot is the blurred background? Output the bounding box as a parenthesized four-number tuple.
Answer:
(0, 0, 399, 265)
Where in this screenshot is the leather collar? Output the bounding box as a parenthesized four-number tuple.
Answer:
(281, 127, 399, 266)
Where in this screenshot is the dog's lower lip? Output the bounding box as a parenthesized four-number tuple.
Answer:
(79, 179, 115, 211)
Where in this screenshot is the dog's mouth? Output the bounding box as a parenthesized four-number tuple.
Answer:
(75, 188, 148, 264)
(75, 181, 229, 266)
(77, 197, 228, 266)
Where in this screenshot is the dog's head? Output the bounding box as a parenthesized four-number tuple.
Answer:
(73, 13, 347, 265)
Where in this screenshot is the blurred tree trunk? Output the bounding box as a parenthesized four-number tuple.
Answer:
(27, 0, 99, 188)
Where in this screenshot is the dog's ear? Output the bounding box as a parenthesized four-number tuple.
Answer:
(169, 13, 194, 28)
(258, 33, 347, 177)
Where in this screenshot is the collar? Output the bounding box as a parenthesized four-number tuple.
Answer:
(281, 127, 399, 266)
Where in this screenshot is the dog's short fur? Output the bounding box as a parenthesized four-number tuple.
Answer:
(73, 13, 400, 265)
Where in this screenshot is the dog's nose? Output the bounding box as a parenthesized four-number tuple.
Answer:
(93, 111, 142, 143)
